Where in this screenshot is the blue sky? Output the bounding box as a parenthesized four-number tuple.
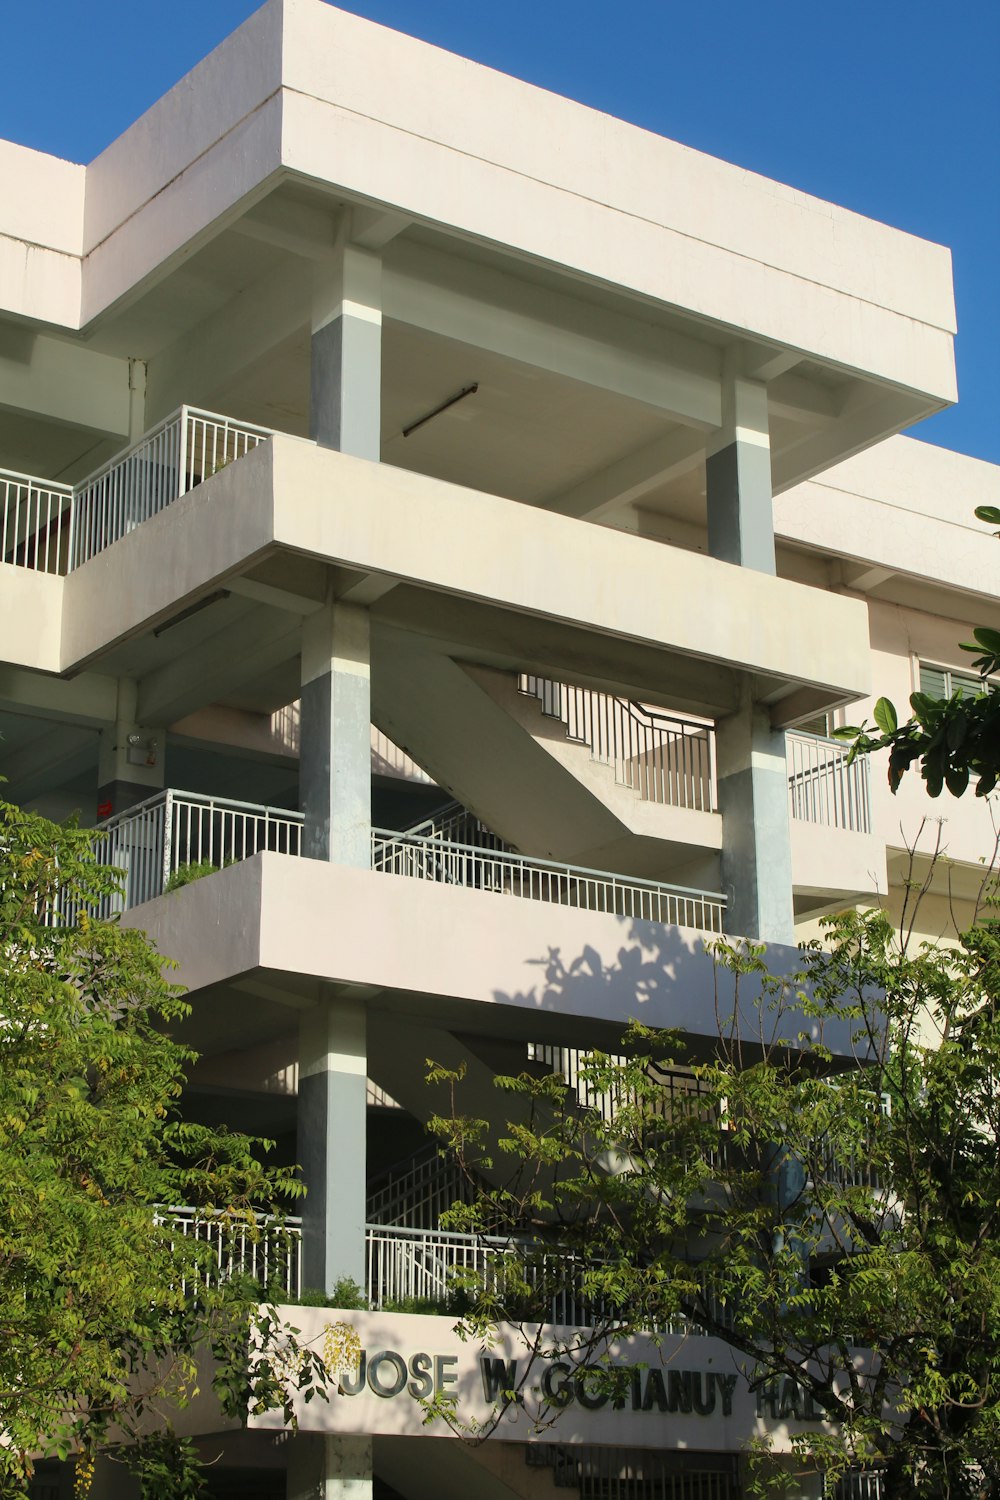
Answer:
(3, 1, 997, 465)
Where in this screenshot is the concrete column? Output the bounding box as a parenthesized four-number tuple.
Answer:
(127, 357, 147, 443)
(96, 678, 165, 820)
(310, 234, 381, 459)
(300, 602, 371, 865)
(287, 1435, 373, 1500)
(706, 352, 775, 574)
(715, 690, 794, 944)
(297, 998, 367, 1295)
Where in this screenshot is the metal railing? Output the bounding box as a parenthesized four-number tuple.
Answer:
(529, 1446, 739, 1499)
(366, 1223, 601, 1325)
(71, 406, 273, 568)
(158, 1207, 302, 1299)
(366, 1144, 479, 1230)
(86, 792, 722, 933)
(92, 789, 303, 912)
(787, 730, 872, 835)
(371, 828, 726, 933)
(518, 674, 716, 813)
(402, 799, 512, 852)
(529, 1045, 730, 1170)
(1, 468, 72, 574)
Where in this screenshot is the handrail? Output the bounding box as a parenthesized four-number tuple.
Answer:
(372, 826, 726, 932)
(97, 786, 303, 831)
(71, 404, 275, 496)
(91, 792, 724, 932)
(71, 405, 276, 569)
(786, 729, 872, 834)
(518, 674, 717, 813)
(374, 827, 721, 904)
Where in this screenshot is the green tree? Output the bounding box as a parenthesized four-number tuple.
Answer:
(0, 799, 329, 1497)
(839, 504, 1000, 799)
(429, 908, 1000, 1498)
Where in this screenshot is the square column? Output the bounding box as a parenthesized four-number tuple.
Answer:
(287, 1436, 372, 1500)
(300, 602, 371, 866)
(706, 353, 775, 575)
(716, 693, 794, 945)
(297, 998, 367, 1295)
(310, 236, 382, 459)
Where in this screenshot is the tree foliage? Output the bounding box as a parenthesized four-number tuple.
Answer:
(0, 800, 330, 1496)
(429, 908, 1000, 1498)
(839, 505, 1000, 799)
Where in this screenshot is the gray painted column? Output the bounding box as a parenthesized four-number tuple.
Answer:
(310, 238, 381, 459)
(96, 678, 165, 819)
(715, 693, 795, 945)
(300, 602, 371, 865)
(705, 356, 775, 574)
(297, 998, 367, 1295)
(287, 1435, 372, 1500)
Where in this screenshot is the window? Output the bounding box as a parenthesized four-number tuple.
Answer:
(919, 661, 988, 699)
(794, 711, 833, 737)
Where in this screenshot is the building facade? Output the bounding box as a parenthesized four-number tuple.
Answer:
(1, 2, 997, 1496)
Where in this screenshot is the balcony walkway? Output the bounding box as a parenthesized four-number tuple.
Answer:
(86, 788, 726, 933)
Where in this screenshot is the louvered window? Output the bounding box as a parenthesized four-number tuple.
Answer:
(918, 661, 987, 699)
(795, 712, 833, 737)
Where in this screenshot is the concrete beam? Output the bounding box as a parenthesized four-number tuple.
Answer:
(137, 607, 301, 724)
(351, 206, 411, 250)
(768, 371, 841, 426)
(740, 347, 802, 383)
(0, 328, 130, 438)
(384, 244, 722, 429)
(2, 723, 97, 804)
(771, 389, 931, 495)
(229, 195, 340, 261)
(145, 259, 311, 420)
(546, 427, 705, 520)
(0, 665, 118, 727)
(229, 576, 324, 616)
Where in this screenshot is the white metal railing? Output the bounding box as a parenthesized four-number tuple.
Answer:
(529, 1045, 730, 1171)
(367, 1145, 479, 1230)
(93, 789, 303, 913)
(787, 731, 872, 835)
(518, 674, 716, 813)
(372, 828, 726, 932)
(158, 1207, 302, 1299)
(365, 1224, 717, 1335)
(70, 406, 274, 568)
(1, 468, 72, 574)
(402, 800, 511, 852)
(366, 1223, 601, 1325)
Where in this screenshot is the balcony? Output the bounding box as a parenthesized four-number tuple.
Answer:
(85, 788, 726, 933)
(160, 1211, 700, 1334)
(1, 406, 272, 575)
(786, 730, 872, 835)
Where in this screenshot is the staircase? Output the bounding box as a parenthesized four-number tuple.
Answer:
(517, 675, 716, 813)
(366, 1142, 481, 1229)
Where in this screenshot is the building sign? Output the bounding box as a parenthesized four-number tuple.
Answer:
(249, 1307, 840, 1453)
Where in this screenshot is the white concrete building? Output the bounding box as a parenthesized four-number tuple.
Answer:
(1, 2, 997, 1496)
